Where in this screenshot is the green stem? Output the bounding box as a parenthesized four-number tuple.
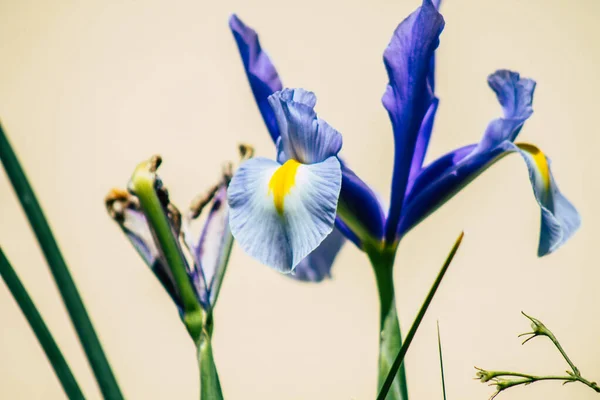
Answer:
(546, 331, 581, 376)
(485, 371, 600, 394)
(369, 248, 409, 400)
(0, 247, 85, 399)
(0, 123, 123, 399)
(197, 326, 223, 400)
(377, 232, 464, 400)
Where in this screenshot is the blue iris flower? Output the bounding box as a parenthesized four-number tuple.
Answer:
(228, 89, 343, 273)
(228, 0, 581, 278)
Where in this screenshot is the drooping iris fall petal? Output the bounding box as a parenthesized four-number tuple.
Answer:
(399, 70, 580, 255)
(228, 156, 341, 272)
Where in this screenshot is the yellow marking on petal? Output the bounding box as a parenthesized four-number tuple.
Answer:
(268, 159, 301, 215)
(517, 143, 550, 189)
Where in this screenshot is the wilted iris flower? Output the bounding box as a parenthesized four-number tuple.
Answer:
(228, 0, 580, 278)
(105, 150, 249, 317)
(106, 151, 249, 398)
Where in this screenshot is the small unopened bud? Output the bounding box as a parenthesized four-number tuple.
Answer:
(475, 367, 496, 383)
(519, 312, 551, 344)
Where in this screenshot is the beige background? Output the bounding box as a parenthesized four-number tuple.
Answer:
(0, 0, 598, 399)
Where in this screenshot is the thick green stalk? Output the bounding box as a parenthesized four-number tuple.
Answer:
(0, 123, 123, 399)
(0, 247, 85, 399)
(369, 248, 409, 400)
(197, 328, 224, 400)
(377, 233, 464, 400)
(129, 158, 204, 342)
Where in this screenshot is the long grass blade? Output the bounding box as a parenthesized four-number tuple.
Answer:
(437, 321, 447, 400)
(0, 123, 123, 399)
(0, 247, 85, 399)
(377, 232, 464, 400)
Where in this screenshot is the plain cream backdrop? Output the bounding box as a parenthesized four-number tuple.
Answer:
(0, 0, 598, 399)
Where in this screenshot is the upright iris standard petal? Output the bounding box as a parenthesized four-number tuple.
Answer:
(228, 157, 342, 272)
(474, 70, 536, 153)
(406, 98, 439, 195)
(382, 0, 445, 243)
(399, 70, 581, 255)
(270, 89, 342, 164)
(229, 14, 283, 142)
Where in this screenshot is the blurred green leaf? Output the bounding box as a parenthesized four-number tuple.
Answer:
(0, 122, 123, 399)
(0, 247, 85, 399)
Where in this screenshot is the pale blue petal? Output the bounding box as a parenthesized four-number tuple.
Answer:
(475, 70, 536, 153)
(290, 227, 346, 282)
(399, 143, 580, 256)
(269, 88, 342, 164)
(228, 157, 342, 272)
(506, 142, 581, 256)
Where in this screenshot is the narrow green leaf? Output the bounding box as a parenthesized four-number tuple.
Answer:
(0, 123, 123, 399)
(377, 232, 464, 400)
(437, 321, 447, 400)
(0, 247, 85, 399)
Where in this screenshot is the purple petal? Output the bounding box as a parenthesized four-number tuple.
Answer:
(382, 0, 445, 243)
(106, 190, 184, 310)
(474, 70, 536, 153)
(406, 98, 439, 195)
(400, 70, 580, 255)
(289, 227, 346, 282)
(337, 164, 386, 246)
(230, 14, 283, 142)
(269, 88, 343, 164)
(195, 186, 232, 299)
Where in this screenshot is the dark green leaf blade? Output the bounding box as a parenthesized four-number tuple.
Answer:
(0, 247, 85, 399)
(0, 122, 123, 399)
(437, 321, 447, 400)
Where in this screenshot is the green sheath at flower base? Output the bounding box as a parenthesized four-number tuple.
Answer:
(198, 331, 224, 400)
(128, 156, 204, 341)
